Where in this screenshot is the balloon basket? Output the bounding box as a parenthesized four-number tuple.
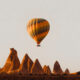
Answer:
(37, 44, 40, 47)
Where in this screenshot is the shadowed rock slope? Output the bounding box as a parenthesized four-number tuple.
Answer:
(53, 61, 63, 74)
(64, 68, 70, 74)
(19, 54, 33, 74)
(31, 59, 44, 74)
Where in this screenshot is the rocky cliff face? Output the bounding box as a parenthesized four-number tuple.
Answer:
(43, 65, 51, 75)
(19, 54, 33, 74)
(53, 61, 63, 74)
(31, 59, 44, 74)
(1, 48, 20, 73)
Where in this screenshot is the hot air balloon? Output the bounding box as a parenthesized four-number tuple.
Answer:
(27, 18, 50, 46)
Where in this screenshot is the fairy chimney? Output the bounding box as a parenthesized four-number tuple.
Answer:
(31, 59, 44, 74)
(43, 65, 51, 75)
(19, 54, 33, 74)
(65, 68, 70, 74)
(2, 48, 20, 73)
(53, 61, 63, 74)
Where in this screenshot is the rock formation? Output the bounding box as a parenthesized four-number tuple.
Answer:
(19, 54, 33, 74)
(28, 58, 33, 72)
(65, 68, 70, 74)
(43, 65, 51, 75)
(0, 68, 2, 72)
(31, 59, 44, 74)
(1, 48, 20, 73)
(53, 61, 63, 74)
(0, 48, 73, 76)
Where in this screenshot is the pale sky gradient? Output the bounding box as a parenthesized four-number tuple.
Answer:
(0, 0, 80, 73)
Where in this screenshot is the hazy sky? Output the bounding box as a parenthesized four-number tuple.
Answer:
(0, 0, 80, 73)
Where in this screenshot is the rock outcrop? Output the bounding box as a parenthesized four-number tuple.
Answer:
(43, 65, 51, 75)
(0, 48, 73, 76)
(53, 61, 63, 74)
(31, 59, 44, 74)
(0, 68, 2, 72)
(19, 54, 33, 74)
(65, 68, 70, 74)
(1, 48, 20, 73)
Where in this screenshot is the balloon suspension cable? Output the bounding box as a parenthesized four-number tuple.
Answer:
(37, 44, 40, 47)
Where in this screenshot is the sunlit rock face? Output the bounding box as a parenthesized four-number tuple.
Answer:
(43, 65, 51, 75)
(1, 48, 20, 73)
(19, 54, 33, 74)
(31, 59, 44, 74)
(53, 61, 63, 74)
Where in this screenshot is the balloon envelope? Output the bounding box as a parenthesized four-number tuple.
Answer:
(27, 18, 50, 46)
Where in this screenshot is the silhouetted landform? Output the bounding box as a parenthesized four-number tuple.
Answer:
(64, 68, 70, 74)
(31, 59, 44, 74)
(53, 61, 63, 74)
(19, 54, 33, 74)
(0, 73, 80, 80)
(0, 48, 80, 80)
(43, 65, 51, 75)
